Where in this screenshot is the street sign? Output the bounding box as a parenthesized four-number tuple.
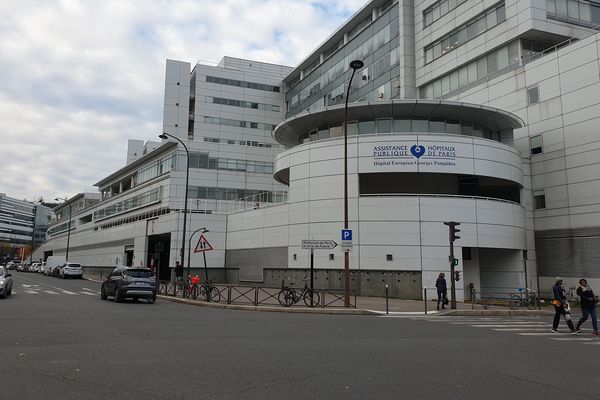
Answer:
(194, 234, 214, 253)
(341, 241, 353, 252)
(341, 229, 352, 241)
(301, 240, 338, 250)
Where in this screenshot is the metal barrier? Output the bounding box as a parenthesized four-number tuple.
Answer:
(158, 281, 357, 309)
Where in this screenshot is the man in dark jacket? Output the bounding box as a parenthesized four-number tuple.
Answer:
(551, 277, 575, 333)
(175, 261, 183, 282)
(574, 279, 598, 335)
(436, 272, 447, 310)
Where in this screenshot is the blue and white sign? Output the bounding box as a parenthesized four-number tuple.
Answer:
(373, 143, 456, 167)
(341, 229, 352, 241)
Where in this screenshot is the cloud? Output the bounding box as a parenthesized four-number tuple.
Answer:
(0, 0, 366, 201)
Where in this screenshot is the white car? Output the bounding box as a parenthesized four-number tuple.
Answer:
(39, 262, 47, 274)
(31, 262, 40, 273)
(0, 266, 13, 298)
(59, 263, 83, 279)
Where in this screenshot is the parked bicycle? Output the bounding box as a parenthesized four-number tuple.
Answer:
(509, 288, 538, 310)
(470, 287, 489, 310)
(199, 278, 221, 302)
(183, 275, 201, 299)
(278, 279, 320, 307)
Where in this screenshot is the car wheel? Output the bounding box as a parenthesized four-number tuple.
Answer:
(100, 287, 107, 300)
(0, 290, 5, 299)
(113, 288, 121, 303)
(7, 285, 11, 296)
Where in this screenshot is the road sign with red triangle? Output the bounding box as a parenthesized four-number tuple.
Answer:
(194, 234, 214, 253)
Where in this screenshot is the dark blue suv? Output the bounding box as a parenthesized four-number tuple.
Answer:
(101, 267, 156, 303)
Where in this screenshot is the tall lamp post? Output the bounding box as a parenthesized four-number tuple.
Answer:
(343, 59, 364, 307)
(187, 227, 209, 281)
(29, 200, 40, 265)
(158, 133, 191, 280)
(55, 197, 73, 262)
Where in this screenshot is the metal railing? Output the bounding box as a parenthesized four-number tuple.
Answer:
(157, 280, 356, 309)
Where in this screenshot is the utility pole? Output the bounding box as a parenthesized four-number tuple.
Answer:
(443, 221, 461, 309)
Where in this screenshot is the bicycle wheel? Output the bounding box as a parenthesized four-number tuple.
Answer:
(209, 287, 221, 302)
(199, 285, 209, 301)
(303, 289, 320, 307)
(526, 296, 537, 310)
(509, 294, 521, 310)
(278, 289, 294, 307)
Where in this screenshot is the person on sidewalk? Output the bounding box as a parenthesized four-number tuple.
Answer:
(436, 272, 448, 310)
(551, 277, 575, 333)
(574, 278, 599, 335)
(175, 261, 183, 283)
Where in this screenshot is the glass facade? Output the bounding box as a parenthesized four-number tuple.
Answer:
(424, 3, 506, 64)
(136, 154, 176, 186)
(423, 0, 468, 27)
(93, 188, 161, 221)
(205, 75, 280, 92)
(546, 0, 600, 27)
(207, 96, 280, 112)
(419, 41, 519, 99)
(189, 153, 273, 174)
(203, 116, 276, 132)
(189, 186, 287, 202)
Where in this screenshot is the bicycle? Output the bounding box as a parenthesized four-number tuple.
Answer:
(183, 276, 201, 299)
(199, 278, 221, 302)
(470, 287, 489, 310)
(278, 279, 320, 307)
(509, 288, 538, 310)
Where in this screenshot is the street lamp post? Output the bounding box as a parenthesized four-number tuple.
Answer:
(29, 202, 39, 265)
(343, 59, 364, 308)
(55, 197, 73, 262)
(158, 133, 191, 281)
(187, 227, 209, 281)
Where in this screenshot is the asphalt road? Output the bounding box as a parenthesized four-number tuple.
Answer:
(2, 272, 599, 400)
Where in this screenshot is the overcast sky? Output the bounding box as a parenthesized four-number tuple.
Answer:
(0, 0, 366, 202)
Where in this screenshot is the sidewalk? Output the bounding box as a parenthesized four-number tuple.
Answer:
(85, 274, 552, 316)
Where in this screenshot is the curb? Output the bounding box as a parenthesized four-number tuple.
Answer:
(436, 309, 553, 316)
(157, 294, 378, 315)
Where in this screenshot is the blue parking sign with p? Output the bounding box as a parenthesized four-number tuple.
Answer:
(342, 229, 352, 241)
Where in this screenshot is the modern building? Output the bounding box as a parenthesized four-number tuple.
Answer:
(0, 193, 52, 263)
(36, 0, 600, 298)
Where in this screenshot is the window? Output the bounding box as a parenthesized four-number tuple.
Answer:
(530, 134, 543, 155)
(527, 86, 540, 104)
(386, 254, 393, 261)
(329, 254, 335, 261)
(293, 254, 297, 261)
(534, 190, 546, 209)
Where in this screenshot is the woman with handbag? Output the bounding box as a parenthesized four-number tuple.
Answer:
(436, 272, 448, 310)
(574, 278, 599, 335)
(551, 277, 576, 333)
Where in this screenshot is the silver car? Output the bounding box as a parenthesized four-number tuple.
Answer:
(59, 262, 83, 279)
(0, 266, 13, 298)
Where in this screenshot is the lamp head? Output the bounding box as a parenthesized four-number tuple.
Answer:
(158, 133, 169, 139)
(349, 60, 364, 70)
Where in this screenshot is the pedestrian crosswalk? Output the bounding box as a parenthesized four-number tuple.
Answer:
(422, 316, 600, 347)
(14, 284, 100, 297)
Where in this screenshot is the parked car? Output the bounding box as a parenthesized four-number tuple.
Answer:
(31, 262, 40, 273)
(6, 261, 16, 270)
(101, 267, 156, 303)
(39, 262, 47, 274)
(16, 264, 24, 272)
(0, 266, 13, 298)
(46, 256, 67, 277)
(58, 263, 83, 279)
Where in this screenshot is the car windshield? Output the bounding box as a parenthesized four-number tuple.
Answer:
(124, 269, 151, 278)
(67, 264, 81, 268)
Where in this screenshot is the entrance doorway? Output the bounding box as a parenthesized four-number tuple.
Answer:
(147, 234, 171, 281)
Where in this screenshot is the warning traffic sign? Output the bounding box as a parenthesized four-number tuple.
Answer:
(194, 234, 214, 253)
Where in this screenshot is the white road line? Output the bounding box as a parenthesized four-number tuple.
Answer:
(79, 291, 96, 296)
(492, 328, 549, 331)
(583, 342, 600, 345)
(25, 290, 38, 294)
(470, 324, 547, 328)
(43, 290, 59, 295)
(60, 290, 79, 295)
(517, 332, 568, 336)
(82, 288, 95, 292)
(550, 337, 595, 341)
(451, 322, 547, 325)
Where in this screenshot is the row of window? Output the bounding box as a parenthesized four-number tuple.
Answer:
(188, 153, 274, 174)
(287, 20, 399, 113)
(205, 75, 280, 92)
(546, 0, 600, 27)
(136, 154, 176, 186)
(47, 221, 72, 236)
(419, 41, 519, 99)
(188, 186, 286, 202)
(93, 188, 161, 221)
(98, 207, 170, 231)
(207, 96, 280, 112)
(299, 117, 503, 144)
(424, 3, 506, 64)
(202, 137, 280, 149)
(203, 116, 276, 132)
(423, 0, 468, 27)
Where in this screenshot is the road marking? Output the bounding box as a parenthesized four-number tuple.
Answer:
(583, 342, 600, 345)
(492, 328, 549, 331)
(517, 332, 567, 336)
(82, 288, 95, 292)
(25, 290, 38, 294)
(60, 290, 79, 295)
(451, 321, 547, 325)
(470, 324, 547, 328)
(550, 337, 595, 341)
(79, 291, 96, 296)
(43, 290, 59, 295)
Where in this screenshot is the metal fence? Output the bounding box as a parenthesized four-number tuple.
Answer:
(158, 281, 357, 309)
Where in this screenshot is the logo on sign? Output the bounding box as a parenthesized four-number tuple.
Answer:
(410, 144, 425, 158)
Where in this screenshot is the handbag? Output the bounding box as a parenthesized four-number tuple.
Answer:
(442, 296, 449, 305)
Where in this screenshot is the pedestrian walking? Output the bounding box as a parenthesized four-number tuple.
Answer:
(436, 272, 448, 310)
(551, 277, 576, 333)
(175, 260, 183, 282)
(573, 278, 599, 335)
